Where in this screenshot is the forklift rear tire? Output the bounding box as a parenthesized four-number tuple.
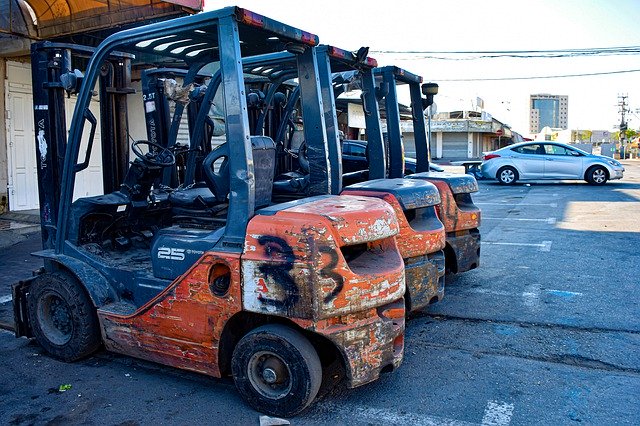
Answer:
(27, 271, 101, 362)
(231, 324, 322, 417)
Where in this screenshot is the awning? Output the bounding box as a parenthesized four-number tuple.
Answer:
(0, 0, 202, 40)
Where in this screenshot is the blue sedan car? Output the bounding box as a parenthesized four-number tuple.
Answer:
(481, 141, 624, 185)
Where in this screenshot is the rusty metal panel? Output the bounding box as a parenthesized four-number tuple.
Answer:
(447, 229, 481, 273)
(98, 252, 242, 377)
(404, 251, 445, 311)
(242, 195, 406, 320)
(341, 189, 446, 311)
(429, 180, 480, 232)
(340, 189, 445, 258)
(293, 297, 405, 388)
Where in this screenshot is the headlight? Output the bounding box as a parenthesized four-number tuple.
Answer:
(607, 160, 621, 167)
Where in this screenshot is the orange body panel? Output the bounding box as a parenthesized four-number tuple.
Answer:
(242, 195, 405, 320)
(293, 297, 405, 387)
(430, 180, 481, 232)
(340, 189, 445, 258)
(99, 253, 243, 377)
(341, 189, 446, 311)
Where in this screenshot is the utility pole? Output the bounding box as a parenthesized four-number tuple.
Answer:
(618, 94, 629, 158)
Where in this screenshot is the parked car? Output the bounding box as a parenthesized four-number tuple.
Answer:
(481, 141, 624, 185)
(342, 139, 444, 174)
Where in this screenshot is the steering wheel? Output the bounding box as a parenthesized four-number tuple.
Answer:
(131, 140, 176, 167)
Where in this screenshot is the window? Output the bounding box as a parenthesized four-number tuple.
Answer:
(543, 144, 569, 155)
(512, 144, 544, 155)
(350, 143, 366, 157)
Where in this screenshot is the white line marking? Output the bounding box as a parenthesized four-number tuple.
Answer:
(482, 400, 514, 426)
(476, 202, 557, 207)
(320, 403, 477, 426)
(482, 241, 552, 252)
(483, 217, 556, 223)
(540, 241, 552, 252)
(0, 295, 12, 304)
(465, 288, 514, 297)
(546, 289, 583, 297)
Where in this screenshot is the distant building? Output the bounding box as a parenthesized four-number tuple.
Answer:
(343, 102, 520, 160)
(530, 94, 568, 133)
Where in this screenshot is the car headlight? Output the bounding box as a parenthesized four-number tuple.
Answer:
(607, 160, 621, 167)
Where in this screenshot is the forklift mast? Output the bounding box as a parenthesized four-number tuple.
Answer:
(374, 66, 431, 176)
(30, 42, 133, 249)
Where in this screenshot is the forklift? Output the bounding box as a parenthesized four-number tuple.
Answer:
(141, 45, 447, 312)
(234, 46, 447, 313)
(12, 8, 407, 417)
(374, 66, 482, 274)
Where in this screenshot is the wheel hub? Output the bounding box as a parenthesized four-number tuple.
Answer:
(38, 292, 73, 345)
(262, 367, 278, 384)
(247, 351, 292, 399)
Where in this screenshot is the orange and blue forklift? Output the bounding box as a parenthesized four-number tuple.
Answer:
(234, 46, 447, 313)
(12, 8, 406, 416)
(373, 66, 482, 275)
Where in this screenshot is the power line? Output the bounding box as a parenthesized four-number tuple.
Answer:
(371, 46, 640, 60)
(432, 68, 640, 82)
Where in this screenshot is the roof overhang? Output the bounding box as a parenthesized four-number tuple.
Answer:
(1, 0, 202, 41)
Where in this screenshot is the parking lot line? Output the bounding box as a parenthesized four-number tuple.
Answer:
(546, 290, 583, 298)
(465, 288, 582, 300)
(0, 295, 12, 304)
(482, 241, 552, 252)
(483, 217, 557, 224)
(476, 202, 558, 207)
(481, 400, 514, 426)
(320, 402, 478, 426)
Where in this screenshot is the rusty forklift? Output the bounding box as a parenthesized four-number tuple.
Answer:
(13, 8, 407, 416)
(140, 44, 447, 313)
(237, 46, 447, 313)
(373, 66, 481, 274)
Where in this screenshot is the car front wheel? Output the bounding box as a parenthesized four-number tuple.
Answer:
(586, 166, 608, 185)
(497, 166, 518, 185)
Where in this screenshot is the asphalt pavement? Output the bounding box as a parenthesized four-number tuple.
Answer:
(1, 161, 639, 425)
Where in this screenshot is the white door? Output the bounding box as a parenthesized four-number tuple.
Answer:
(6, 61, 104, 211)
(6, 77, 38, 211)
(67, 96, 104, 200)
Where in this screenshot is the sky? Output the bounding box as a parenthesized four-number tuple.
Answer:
(206, 0, 640, 137)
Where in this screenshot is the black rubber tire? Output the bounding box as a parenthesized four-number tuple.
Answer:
(27, 271, 101, 362)
(497, 166, 518, 185)
(231, 324, 322, 417)
(586, 166, 608, 185)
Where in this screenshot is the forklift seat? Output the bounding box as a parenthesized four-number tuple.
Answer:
(169, 136, 277, 212)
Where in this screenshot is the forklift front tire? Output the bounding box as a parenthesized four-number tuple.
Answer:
(27, 271, 101, 362)
(231, 324, 322, 417)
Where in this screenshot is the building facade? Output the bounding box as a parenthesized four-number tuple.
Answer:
(529, 94, 568, 134)
(1, 0, 201, 212)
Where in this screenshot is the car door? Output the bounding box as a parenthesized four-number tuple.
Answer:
(542, 144, 583, 179)
(510, 144, 545, 179)
(342, 141, 367, 173)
